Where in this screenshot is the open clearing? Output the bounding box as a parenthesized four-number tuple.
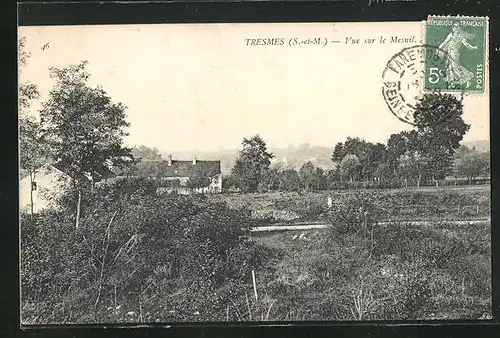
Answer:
(249, 219, 491, 320)
(210, 185, 491, 224)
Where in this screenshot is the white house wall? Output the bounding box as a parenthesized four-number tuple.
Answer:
(19, 164, 72, 213)
(156, 173, 223, 195)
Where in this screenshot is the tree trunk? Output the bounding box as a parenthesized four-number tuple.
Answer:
(29, 171, 35, 221)
(417, 173, 421, 188)
(432, 175, 439, 187)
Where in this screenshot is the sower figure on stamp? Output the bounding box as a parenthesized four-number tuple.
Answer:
(437, 22, 478, 89)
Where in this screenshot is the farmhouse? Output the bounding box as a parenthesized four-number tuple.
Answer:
(19, 161, 116, 213)
(156, 155, 223, 195)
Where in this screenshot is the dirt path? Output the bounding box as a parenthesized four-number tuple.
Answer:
(250, 218, 490, 232)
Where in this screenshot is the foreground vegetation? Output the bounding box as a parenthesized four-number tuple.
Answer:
(252, 219, 490, 320)
(21, 179, 491, 323)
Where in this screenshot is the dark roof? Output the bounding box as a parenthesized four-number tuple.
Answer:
(158, 160, 221, 178)
(93, 165, 117, 180)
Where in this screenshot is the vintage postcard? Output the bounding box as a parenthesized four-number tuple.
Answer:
(19, 19, 490, 325)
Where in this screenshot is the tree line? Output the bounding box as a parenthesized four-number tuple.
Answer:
(226, 94, 489, 193)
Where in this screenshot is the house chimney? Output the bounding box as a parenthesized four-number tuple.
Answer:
(167, 154, 172, 166)
(192, 156, 197, 165)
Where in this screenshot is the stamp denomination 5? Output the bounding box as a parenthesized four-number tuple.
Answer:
(425, 16, 488, 93)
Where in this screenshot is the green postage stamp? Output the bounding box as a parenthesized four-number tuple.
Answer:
(425, 16, 488, 93)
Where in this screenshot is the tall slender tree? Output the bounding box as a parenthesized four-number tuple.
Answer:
(413, 93, 470, 184)
(231, 135, 274, 192)
(340, 154, 360, 183)
(39, 61, 133, 227)
(40, 61, 133, 190)
(299, 161, 316, 191)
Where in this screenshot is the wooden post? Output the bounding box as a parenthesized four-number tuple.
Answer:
(139, 284, 144, 323)
(327, 196, 332, 209)
(252, 270, 258, 301)
(75, 191, 81, 229)
(114, 284, 117, 310)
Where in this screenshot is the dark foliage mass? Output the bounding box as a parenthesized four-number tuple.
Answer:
(21, 178, 272, 323)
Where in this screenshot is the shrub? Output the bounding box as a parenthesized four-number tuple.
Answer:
(325, 192, 384, 237)
(20, 180, 262, 324)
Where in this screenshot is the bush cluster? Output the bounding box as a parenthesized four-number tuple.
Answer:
(21, 178, 265, 323)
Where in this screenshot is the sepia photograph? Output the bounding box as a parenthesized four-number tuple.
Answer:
(19, 19, 490, 324)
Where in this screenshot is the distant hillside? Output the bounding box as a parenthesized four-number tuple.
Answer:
(160, 144, 335, 175)
(462, 140, 489, 152)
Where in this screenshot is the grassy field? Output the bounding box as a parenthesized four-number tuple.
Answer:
(209, 185, 491, 224)
(210, 186, 492, 320)
(249, 220, 491, 320)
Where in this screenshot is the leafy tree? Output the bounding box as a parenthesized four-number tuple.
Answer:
(40, 61, 133, 190)
(373, 163, 393, 183)
(393, 130, 430, 188)
(299, 161, 316, 191)
(332, 138, 386, 182)
(121, 145, 163, 177)
(278, 169, 301, 192)
(131, 145, 162, 161)
(18, 37, 40, 118)
(428, 149, 453, 186)
(258, 167, 280, 192)
(360, 142, 387, 181)
(231, 135, 274, 192)
(326, 168, 340, 188)
(413, 93, 470, 182)
(386, 133, 407, 175)
(313, 167, 327, 190)
(331, 142, 344, 163)
(454, 146, 489, 181)
(343, 137, 367, 157)
(482, 151, 491, 175)
(401, 153, 430, 188)
(340, 154, 360, 183)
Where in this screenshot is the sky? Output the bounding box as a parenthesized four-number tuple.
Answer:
(19, 22, 489, 153)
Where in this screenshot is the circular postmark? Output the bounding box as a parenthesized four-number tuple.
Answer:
(381, 44, 463, 126)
